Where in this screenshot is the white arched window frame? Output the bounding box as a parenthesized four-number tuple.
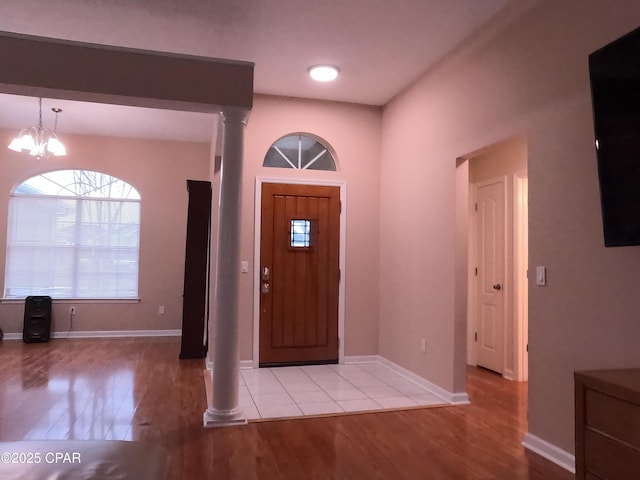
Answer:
(4, 169, 141, 300)
(263, 133, 337, 171)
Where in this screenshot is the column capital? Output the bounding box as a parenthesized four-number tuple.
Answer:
(220, 107, 249, 126)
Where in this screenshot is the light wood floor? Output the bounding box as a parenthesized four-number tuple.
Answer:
(0, 337, 574, 479)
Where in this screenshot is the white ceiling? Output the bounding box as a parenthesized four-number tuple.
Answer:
(0, 94, 217, 143)
(0, 0, 519, 142)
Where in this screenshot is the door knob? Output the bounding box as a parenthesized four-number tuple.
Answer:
(492, 284, 502, 291)
(261, 282, 270, 294)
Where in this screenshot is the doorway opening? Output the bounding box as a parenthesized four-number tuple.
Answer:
(465, 137, 528, 381)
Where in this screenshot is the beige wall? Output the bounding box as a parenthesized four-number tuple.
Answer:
(0, 95, 382, 366)
(239, 95, 382, 361)
(380, 0, 640, 454)
(0, 130, 210, 334)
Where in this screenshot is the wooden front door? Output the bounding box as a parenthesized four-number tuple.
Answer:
(259, 183, 340, 366)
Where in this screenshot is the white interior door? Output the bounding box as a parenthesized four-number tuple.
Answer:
(475, 178, 505, 373)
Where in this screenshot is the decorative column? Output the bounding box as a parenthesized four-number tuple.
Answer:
(203, 107, 248, 427)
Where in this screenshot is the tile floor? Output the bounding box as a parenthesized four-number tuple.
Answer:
(233, 362, 446, 420)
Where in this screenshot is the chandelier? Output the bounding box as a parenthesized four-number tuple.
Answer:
(7, 97, 67, 159)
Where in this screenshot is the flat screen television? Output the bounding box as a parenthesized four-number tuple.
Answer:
(589, 25, 640, 247)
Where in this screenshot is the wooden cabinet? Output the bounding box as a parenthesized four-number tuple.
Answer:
(575, 369, 640, 480)
(179, 180, 211, 359)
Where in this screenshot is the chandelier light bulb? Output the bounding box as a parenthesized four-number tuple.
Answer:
(7, 98, 67, 160)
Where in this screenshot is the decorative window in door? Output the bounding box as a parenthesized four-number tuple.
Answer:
(290, 219, 312, 248)
(263, 133, 337, 171)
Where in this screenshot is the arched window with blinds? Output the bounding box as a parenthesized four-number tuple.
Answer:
(4, 169, 141, 299)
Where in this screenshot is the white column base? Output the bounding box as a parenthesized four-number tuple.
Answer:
(203, 407, 247, 428)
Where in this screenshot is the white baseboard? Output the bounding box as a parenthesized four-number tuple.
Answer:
(225, 353, 470, 406)
(343, 355, 381, 364)
(344, 354, 470, 405)
(2, 329, 181, 340)
(204, 360, 254, 372)
(377, 356, 470, 405)
(522, 433, 575, 473)
(449, 392, 471, 405)
(240, 360, 253, 369)
(2, 332, 22, 340)
(55, 329, 182, 338)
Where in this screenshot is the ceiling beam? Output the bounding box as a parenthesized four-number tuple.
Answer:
(0, 31, 253, 113)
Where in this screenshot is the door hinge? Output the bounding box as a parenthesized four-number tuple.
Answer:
(474, 267, 478, 276)
(526, 343, 529, 352)
(339, 201, 342, 214)
(475, 203, 478, 212)
(474, 332, 478, 342)
(338, 269, 341, 282)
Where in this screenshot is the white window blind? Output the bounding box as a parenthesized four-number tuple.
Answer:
(4, 170, 140, 299)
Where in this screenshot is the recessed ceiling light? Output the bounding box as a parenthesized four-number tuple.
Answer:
(308, 65, 340, 82)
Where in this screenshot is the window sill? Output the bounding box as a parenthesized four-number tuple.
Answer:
(1, 298, 141, 305)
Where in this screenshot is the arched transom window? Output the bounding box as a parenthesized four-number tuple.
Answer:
(263, 134, 337, 171)
(4, 169, 141, 299)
